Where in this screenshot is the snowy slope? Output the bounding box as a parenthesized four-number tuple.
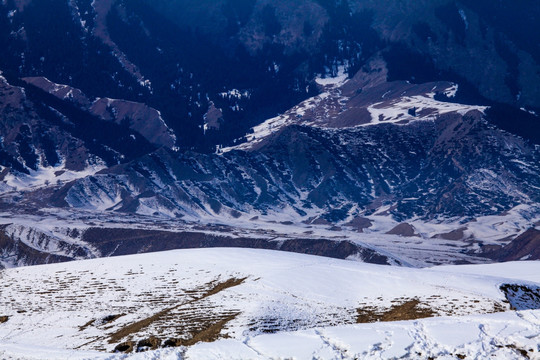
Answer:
(0, 248, 539, 359)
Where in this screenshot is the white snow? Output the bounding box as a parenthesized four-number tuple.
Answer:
(0, 248, 539, 359)
(459, 8, 469, 30)
(315, 65, 349, 87)
(444, 83, 459, 98)
(218, 89, 251, 100)
(521, 107, 538, 117)
(224, 80, 487, 153)
(2, 160, 106, 192)
(221, 91, 332, 152)
(366, 93, 487, 126)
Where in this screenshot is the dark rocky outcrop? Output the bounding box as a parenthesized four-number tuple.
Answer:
(386, 223, 419, 237)
(82, 227, 393, 265)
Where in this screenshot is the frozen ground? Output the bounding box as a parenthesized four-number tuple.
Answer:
(1, 248, 539, 359)
(0, 203, 538, 269)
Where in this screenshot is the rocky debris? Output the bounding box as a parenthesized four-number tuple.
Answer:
(114, 340, 134, 353)
(500, 284, 540, 311)
(163, 338, 182, 348)
(136, 336, 161, 352)
(100, 314, 125, 325)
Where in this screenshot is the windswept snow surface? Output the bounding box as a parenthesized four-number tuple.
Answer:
(2, 161, 106, 192)
(366, 93, 486, 126)
(0, 248, 539, 359)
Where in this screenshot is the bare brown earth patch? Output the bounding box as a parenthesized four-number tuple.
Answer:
(163, 313, 240, 347)
(78, 319, 95, 332)
(344, 217, 373, 232)
(386, 223, 420, 237)
(357, 299, 435, 323)
(109, 277, 246, 345)
(0, 315, 9, 323)
(357, 296, 508, 324)
(434, 227, 467, 241)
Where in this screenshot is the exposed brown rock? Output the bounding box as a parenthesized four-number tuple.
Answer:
(386, 223, 419, 237)
(136, 336, 161, 352)
(90, 98, 175, 148)
(114, 341, 134, 353)
(204, 101, 223, 131)
(344, 217, 373, 232)
(22, 77, 91, 107)
(433, 227, 467, 240)
(78, 319, 95, 331)
(486, 229, 540, 261)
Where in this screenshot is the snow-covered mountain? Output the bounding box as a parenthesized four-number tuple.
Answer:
(0, 2, 540, 357)
(1, 0, 539, 151)
(0, 55, 539, 268)
(1, 248, 539, 359)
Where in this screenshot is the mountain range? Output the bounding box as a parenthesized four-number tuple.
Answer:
(0, 0, 539, 268)
(1, 1, 540, 358)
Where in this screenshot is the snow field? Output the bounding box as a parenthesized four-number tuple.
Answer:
(0, 248, 539, 359)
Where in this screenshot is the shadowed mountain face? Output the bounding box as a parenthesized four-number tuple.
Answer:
(44, 111, 539, 222)
(0, 0, 539, 151)
(9, 56, 532, 223)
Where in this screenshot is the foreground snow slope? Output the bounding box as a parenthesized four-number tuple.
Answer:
(0, 248, 539, 359)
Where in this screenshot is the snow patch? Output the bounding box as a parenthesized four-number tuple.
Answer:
(366, 92, 487, 126)
(3, 161, 106, 192)
(315, 64, 349, 87)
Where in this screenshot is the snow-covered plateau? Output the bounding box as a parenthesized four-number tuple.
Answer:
(0, 248, 539, 359)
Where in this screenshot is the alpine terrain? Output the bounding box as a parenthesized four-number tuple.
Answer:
(0, 0, 539, 358)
